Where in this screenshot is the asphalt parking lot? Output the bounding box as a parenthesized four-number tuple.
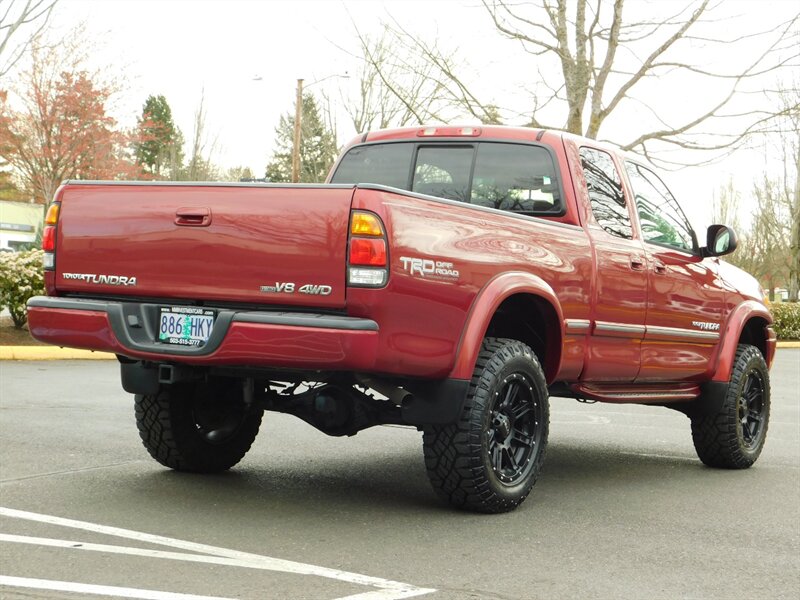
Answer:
(1, 349, 798, 599)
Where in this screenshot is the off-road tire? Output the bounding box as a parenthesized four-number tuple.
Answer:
(423, 337, 549, 513)
(691, 344, 770, 469)
(135, 380, 263, 473)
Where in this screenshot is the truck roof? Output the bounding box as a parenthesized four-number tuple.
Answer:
(360, 124, 553, 144)
(347, 125, 630, 161)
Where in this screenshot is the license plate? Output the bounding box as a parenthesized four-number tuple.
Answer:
(158, 307, 215, 347)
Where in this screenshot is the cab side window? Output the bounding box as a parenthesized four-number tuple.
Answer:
(470, 143, 561, 213)
(580, 147, 632, 239)
(625, 162, 695, 252)
(330, 142, 414, 189)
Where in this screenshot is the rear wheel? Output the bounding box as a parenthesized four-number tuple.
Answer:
(423, 338, 549, 513)
(135, 378, 263, 472)
(691, 344, 770, 468)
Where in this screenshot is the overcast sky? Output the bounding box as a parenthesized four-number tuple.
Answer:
(31, 0, 800, 229)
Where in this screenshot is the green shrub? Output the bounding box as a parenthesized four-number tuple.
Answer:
(771, 302, 800, 340)
(0, 249, 45, 329)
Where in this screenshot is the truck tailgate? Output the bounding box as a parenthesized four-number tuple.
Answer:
(54, 183, 354, 309)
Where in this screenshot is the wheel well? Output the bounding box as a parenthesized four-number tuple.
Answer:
(738, 316, 768, 358)
(484, 294, 560, 381)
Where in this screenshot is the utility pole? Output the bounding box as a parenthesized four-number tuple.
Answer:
(292, 78, 304, 184)
(290, 73, 348, 184)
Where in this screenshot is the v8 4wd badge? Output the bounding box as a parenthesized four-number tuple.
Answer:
(260, 282, 332, 296)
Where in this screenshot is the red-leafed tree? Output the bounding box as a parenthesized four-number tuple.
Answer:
(0, 34, 137, 204)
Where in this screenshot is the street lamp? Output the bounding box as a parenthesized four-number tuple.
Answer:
(292, 73, 348, 183)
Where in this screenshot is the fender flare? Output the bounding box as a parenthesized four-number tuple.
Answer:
(449, 271, 564, 381)
(712, 300, 774, 382)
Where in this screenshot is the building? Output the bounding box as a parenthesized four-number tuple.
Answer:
(0, 201, 44, 251)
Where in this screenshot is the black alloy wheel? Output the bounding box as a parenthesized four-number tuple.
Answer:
(423, 337, 550, 513)
(691, 344, 771, 469)
(486, 372, 544, 486)
(738, 369, 766, 449)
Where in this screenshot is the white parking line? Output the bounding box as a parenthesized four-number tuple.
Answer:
(0, 575, 234, 600)
(0, 507, 435, 600)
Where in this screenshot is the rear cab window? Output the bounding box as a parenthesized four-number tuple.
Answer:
(331, 141, 564, 217)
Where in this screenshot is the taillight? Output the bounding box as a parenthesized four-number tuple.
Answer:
(349, 238, 386, 266)
(348, 211, 388, 287)
(42, 202, 60, 269)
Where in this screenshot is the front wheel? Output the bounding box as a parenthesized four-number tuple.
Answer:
(135, 378, 263, 473)
(423, 338, 549, 513)
(691, 344, 770, 468)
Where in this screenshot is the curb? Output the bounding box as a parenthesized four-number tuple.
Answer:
(0, 346, 115, 360)
(1, 341, 798, 360)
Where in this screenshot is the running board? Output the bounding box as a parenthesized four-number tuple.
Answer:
(569, 383, 701, 404)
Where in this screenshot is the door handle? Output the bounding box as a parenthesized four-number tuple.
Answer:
(653, 261, 667, 275)
(630, 255, 646, 271)
(175, 207, 212, 227)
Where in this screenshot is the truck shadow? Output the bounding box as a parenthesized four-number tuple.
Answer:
(126, 438, 717, 518)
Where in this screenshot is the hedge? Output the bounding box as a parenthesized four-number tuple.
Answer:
(771, 302, 800, 341)
(0, 249, 45, 329)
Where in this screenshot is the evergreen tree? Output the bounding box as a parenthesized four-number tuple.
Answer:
(224, 166, 256, 181)
(265, 94, 338, 183)
(134, 95, 184, 179)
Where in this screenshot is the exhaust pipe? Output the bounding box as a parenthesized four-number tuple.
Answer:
(356, 376, 413, 406)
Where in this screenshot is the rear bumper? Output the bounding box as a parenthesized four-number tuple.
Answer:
(27, 296, 379, 371)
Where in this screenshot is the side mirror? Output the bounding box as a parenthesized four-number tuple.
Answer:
(704, 224, 738, 257)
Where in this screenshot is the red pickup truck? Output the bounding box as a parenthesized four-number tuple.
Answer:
(28, 125, 775, 513)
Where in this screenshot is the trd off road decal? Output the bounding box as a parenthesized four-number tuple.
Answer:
(399, 256, 460, 281)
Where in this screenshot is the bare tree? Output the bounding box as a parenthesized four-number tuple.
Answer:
(0, 0, 57, 79)
(776, 83, 800, 301)
(708, 82, 799, 298)
(711, 178, 742, 233)
(788, 125, 800, 302)
(744, 81, 800, 301)
(709, 177, 753, 270)
(365, 19, 503, 126)
(745, 176, 792, 301)
(370, 1, 798, 165)
(337, 22, 468, 132)
(182, 91, 219, 181)
(341, 26, 440, 132)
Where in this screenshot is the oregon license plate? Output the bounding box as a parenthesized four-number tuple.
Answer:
(158, 307, 215, 347)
